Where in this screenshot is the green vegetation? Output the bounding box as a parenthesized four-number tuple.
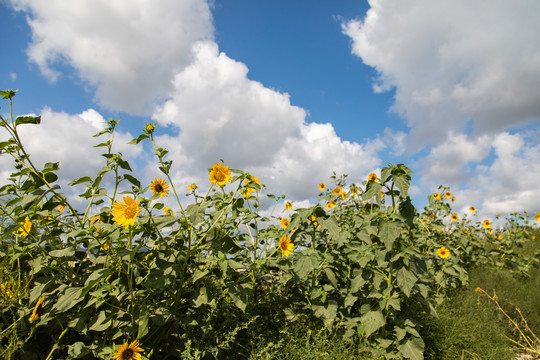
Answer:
(1, 89, 539, 359)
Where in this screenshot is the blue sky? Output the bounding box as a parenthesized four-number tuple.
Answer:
(1, 0, 539, 220)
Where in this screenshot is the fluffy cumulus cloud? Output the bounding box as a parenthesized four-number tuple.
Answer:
(342, 0, 540, 145)
(152, 42, 382, 200)
(0, 108, 140, 205)
(10, 0, 214, 114)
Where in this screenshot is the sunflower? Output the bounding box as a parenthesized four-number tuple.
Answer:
(90, 216, 102, 234)
(380, 190, 385, 198)
(498, 235, 503, 240)
(209, 163, 231, 186)
(242, 187, 254, 198)
(111, 196, 141, 229)
(488, 229, 493, 235)
(188, 184, 197, 191)
(450, 212, 458, 222)
(437, 247, 450, 259)
(350, 186, 359, 195)
(536, 212, 540, 221)
(149, 177, 169, 198)
(318, 183, 325, 191)
(332, 187, 342, 195)
(326, 200, 336, 210)
(245, 176, 260, 185)
(432, 193, 441, 200)
(284, 201, 292, 210)
(421, 218, 427, 224)
(444, 192, 452, 198)
(469, 206, 476, 213)
(18, 217, 32, 238)
(367, 173, 378, 182)
(164, 206, 175, 216)
(279, 235, 294, 257)
(112, 339, 144, 360)
(57, 204, 65, 212)
(29, 295, 44, 323)
(483, 219, 491, 229)
(280, 218, 290, 229)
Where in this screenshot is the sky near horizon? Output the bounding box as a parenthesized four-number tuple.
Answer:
(1, 0, 539, 221)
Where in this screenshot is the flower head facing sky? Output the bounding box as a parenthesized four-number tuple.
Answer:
(483, 219, 491, 229)
(111, 196, 141, 229)
(149, 177, 169, 198)
(209, 163, 231, 186)
(279, 235, 293, 257)
(112, 339, 144, 360)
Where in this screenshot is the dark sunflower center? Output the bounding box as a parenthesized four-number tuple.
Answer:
(155, 184, 163, 192)
(122, 349, 134, 359)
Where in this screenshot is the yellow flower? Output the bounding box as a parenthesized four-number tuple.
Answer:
(341, 192, 346, 200)
(469, 206, 476, 213)
(380, 190, 385, 198)
(421, 218, 427, 224)
(532, 235, 536, 240)
(242, 187, 254, 198)
(450, 212, 458, 222)
(245, 176, 260, 185)
(144, 123, 155, 134)
(318, 182, 325, 191)
(112, 339, 144, 360)
(285, 201, 292, 210)
(326, 200, 336, 210)
(351, 186, 359, 195)
(279, 235, 293, 257)
(332, 187, 342, 195)
(498, 235, 503, 240)
(451, 196, 456, 202)
(437, 247, 450, 259)
(483, 219, 491, 229)
(188, 184, 197, 191)
(57, 204, 65, 212)
(488, 229, 493, 235)
(164, 206, 175, 216)
(281, 218, 290, 229)
(310, 215, 317, 222)
(18, 217, 32, 238)
(149, 177, 169, 198)
(536, 212, 540, 221)
(433, 193, 441, 200)
(474, 287, 482, 293)
(111, 196, 141, 229)
(444, 192, 452, 199)
(367, 173, 378, 182)
(29, 295, 44, 323)
(90, 216, 102, 234)
(209, 163, 231, 186)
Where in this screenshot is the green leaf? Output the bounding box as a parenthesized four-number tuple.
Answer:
(43, 162, 60, 173)
(378, 220, 402, 249)
(123, 174, 141, 188)
(52, 287, 84, 313)
(15, 115, 41, 126)
(49, 248, 76, 258)
(0, 89, 17, 99)
(363, 181, 383, 200)
(68, 341, 90, 358)
(89, 310, 112, 331)
(361, 310, 386, 337)
(68, 176, 93, 186)
(350, 273, 365, 293)
(294, 255, 319, 278)
(318, 215, 341, 240)
(393, 175, 410, 198)
(312, 300, 338, 328)
(137, 303, 150, 338)
(396, 267, 418, 297)
(128, 134, 149, 145)
(398, 336, 424, 360)
(227, 282, 251, 312)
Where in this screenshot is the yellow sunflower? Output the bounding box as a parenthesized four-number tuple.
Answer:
(318, 182, 325, 191)
(536, 212, 540, 221)
(285, 201, 292, 210)
(245, 176, 260, 185)
(483, 219, 491, 229)
(242, 187, 254, 198)
(350, 186, 359, 195)
(367, 173, 378, 182)
(280, 218, 290, 229)
(209, 163, 231, 186)
(498, 235, 503, 240)
(29, 295, 44, 323)
(332, 187, 342, 195)
(444, 192, 452, 199)
(18, 217, 32, 238)
(450, 212, 458, 222)
(279, 235, 294, 257)
(149, 177, 169, 198)
(437, 247, 450, 259)
(488, 229, 493, 235)
(112, 339, 144, 360)
(188, 184, 197, 191)
(164, 206, 175, 216)
(90, 216, 102, 234)
(326, 200, 336, 210)
(57, 204, 65, 212)
(380, 190, 385, 198)
(111, 196, 141, 229)
(469, 206, 476, 213)
(433, 193, 441, 200)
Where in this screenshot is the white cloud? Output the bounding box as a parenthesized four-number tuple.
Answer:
(343, 0, 540, 146)
(151, 42, 382, 201)
(10, 0, 214, 114)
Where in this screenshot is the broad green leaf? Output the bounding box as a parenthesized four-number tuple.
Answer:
(15, 115, 41, 126)
(312, 300, 338, 327)
(350, 273, 365, 293)
(378, 220, 402, 249)
(68, 176, 93, 186)
(49, 248, 76, 258)
(398, 336, 425, 360)
(128, 134, 149, 145)
(137, 303, 150, 338)
(89, 310, 112, 331)
(363, 181, 383, 200)
(318, 215, 340, 240)
(123, 174, 141, 188)
(361, 310, 386, 337)
(396, 267, 418, 297)
(227, 282, 251, 312)
(52, 287, 84, 313)
(393, 175, 410, 198)
(294, 255, 319, 278)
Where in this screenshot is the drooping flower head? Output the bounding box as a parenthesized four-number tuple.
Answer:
(209, 163, 231, 186)
(18, 217, 32, 238)
(112, 339, 144, 360)
(483, 219, 491, 229)
(437, 247, 450, 259)
(149, 177, 169, 198)
(285, 201, 292, 210)
(29, 295, 44, 323)
(367, 173, 378, 182)
(451, 212, 459, 222)
(279, 235, 294, 257)
(111, 196, 141, 229)
(318, 182, 325, 191)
